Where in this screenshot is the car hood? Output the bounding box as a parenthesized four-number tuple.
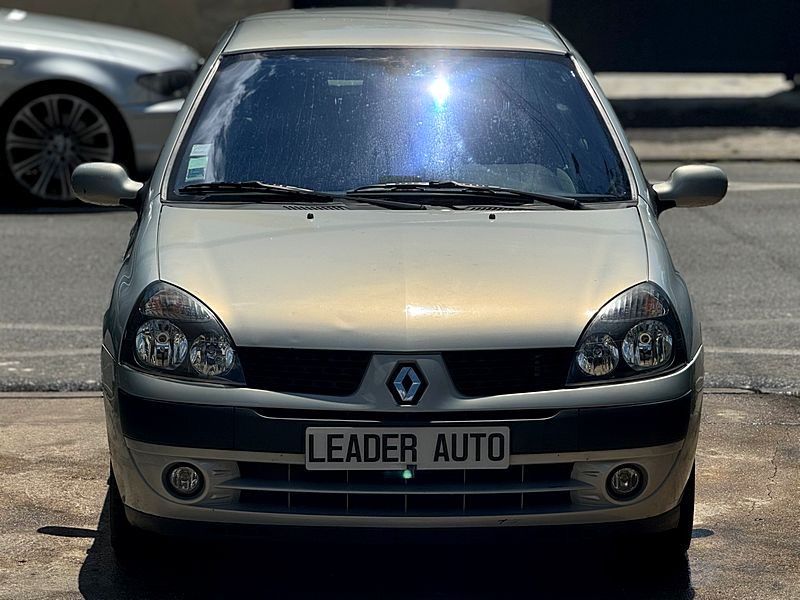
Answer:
(0, 9, 198, 71)
(158, 205, 648, 351)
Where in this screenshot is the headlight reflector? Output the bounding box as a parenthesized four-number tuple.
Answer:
(622, 320, 673, 371)
(135, 319, 188, 370)
(141, 287, 211, 322)
(190, 334, 234, 377)
(576, 334, 619, 376)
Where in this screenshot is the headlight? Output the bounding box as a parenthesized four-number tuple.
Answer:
(122, 282, 244, 384)
(567, 282, 685, 385)
(137, 70, 194, 98)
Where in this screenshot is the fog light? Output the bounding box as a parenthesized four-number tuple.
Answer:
(166, 464, 203, 498)
(607, 464, 645, 500)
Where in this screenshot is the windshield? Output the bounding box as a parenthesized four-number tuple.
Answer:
(170, 49, 630, 200)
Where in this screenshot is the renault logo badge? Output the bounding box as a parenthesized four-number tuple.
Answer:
(388, 362, 428, 406)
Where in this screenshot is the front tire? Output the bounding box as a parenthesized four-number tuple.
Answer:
(652, 465, 696, 558)
(108, 468, 156, 568)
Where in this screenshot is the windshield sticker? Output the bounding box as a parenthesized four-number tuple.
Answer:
(186, 144, 211, 182)
(191, 143, 212, 157)
(186, 156, 208, 182)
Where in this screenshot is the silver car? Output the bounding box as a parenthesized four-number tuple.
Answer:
(0, 7, 200, 203)
(72, 9, 727, 562)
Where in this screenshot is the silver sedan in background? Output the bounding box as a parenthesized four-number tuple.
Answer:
(0, 7, 200, 203)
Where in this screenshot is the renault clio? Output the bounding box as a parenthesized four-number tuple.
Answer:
(71, 8, 727, 562)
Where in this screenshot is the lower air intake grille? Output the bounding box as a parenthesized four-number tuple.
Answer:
(233, 462, 575, 517)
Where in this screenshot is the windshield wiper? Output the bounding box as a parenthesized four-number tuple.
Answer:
(179, 181, 337, 202)
(179, 181, 428, 209)
(347, 181, 586, 210)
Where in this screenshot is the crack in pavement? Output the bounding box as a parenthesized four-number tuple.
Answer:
(766, 427, 790, 504)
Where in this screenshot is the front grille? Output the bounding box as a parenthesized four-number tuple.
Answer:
(238, 348, 372, 396)
(228, 462, 577, 517)
(238, 348, 573, 397)
(442, 349, 573, 397)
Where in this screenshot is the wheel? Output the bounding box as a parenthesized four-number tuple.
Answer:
(108, 468, 157, 568)
(0, 88, 120, 204)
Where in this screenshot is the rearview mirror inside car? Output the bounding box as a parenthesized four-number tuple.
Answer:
(653, 165, 728, 210)
(71, 163, 143, 207)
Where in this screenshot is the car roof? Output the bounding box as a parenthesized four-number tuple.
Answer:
(224, 8, 568, 55)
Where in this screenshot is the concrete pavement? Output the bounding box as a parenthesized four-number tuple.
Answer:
(0, 390, 797, 599)
(599, 74, 800, 161)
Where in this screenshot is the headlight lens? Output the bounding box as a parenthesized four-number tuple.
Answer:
(567, 282, 685, 385)
(137, 70, 194, 98)
(122, 282, 244, 384)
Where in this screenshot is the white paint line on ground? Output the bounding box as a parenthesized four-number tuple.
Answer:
(0, 349, 97, 359)
(707, 347, 800, 357)
(597, 73, 792, 100)
(705, 319, 800, 326)
(0, 323, 101, 332)
(728, 182, 800, 192)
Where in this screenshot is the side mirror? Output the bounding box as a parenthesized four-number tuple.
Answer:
(71, 163, 143, 207)
(653, 165, 727, 210)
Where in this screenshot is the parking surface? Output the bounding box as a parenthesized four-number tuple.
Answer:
(0, 390, 797, 599)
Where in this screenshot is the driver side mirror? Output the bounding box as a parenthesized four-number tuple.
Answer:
(653, 165, 727, 210)
(71, 163, 143, 208)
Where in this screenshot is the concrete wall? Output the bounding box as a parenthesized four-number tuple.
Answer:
(4, 0, 550, 54)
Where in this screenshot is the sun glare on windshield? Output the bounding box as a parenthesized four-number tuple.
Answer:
(428, 76, 451, 108)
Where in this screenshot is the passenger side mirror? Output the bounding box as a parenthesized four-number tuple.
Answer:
(653, 165, 727, 210)
(71, 163, 143, 207)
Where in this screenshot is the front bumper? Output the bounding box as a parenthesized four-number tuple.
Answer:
(105, 349, 702, 534)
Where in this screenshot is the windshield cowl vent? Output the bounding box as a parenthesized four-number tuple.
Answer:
(282, 204, 348, 210)
(461, 206, 523, 211)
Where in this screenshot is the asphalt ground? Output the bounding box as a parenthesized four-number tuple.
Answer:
(1, 161, 800, 395)
(0, 390, 797, 599)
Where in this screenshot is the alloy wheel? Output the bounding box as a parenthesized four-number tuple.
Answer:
(5, 93, 115, 201)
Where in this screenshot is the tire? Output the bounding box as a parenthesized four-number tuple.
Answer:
(0, 85, 127, 205)
(651, 465, 696, 559)
(108, 468, 157, 569)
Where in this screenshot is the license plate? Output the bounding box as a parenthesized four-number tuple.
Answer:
(305, 427, 510, 470)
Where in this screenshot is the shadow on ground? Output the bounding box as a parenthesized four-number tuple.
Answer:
(612, 87, 800, 128)
(76, 492, 695, 600)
